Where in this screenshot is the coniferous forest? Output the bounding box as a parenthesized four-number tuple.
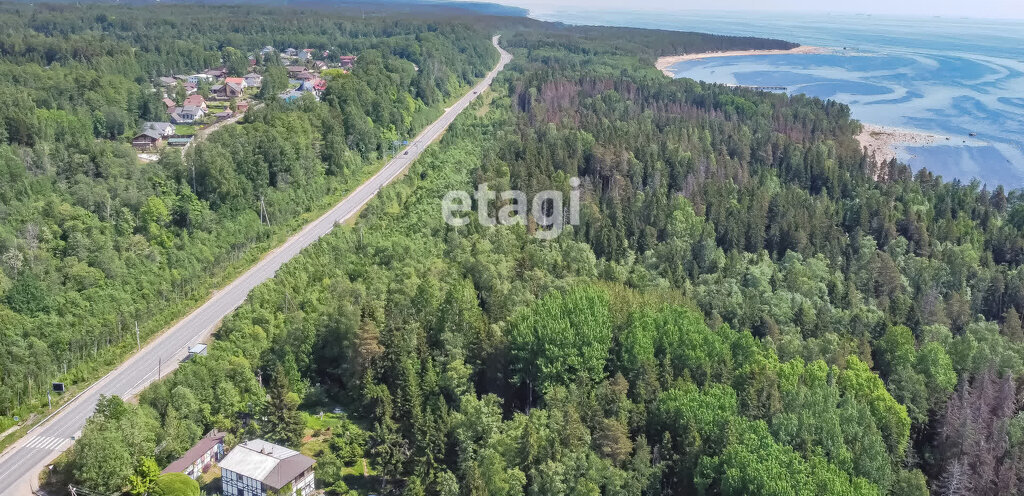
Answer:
(2, 2, 1024, 495)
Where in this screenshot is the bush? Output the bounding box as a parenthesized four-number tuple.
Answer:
(151, 473, 199, 496)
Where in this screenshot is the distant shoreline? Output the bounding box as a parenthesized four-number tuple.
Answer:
(655, 45, 829, 76)
(654, 47, 985, 171)
(855, 123, 948, 165)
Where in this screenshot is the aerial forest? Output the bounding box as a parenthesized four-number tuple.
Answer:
(1, 2, 1022, 495)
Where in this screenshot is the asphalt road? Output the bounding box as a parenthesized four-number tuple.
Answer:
(0, 35, 511, 496)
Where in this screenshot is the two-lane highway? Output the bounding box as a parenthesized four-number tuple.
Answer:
(0, 35, 511, 496)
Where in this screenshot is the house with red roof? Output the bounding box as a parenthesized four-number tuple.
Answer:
(183, 94, 207, 111)
(338, 55, 357, 68)
(224, 77, 247, 88)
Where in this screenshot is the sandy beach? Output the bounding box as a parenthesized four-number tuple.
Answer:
(656, 45, 829, 76)
(856, 123, 949, 165)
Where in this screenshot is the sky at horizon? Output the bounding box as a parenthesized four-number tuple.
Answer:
(468, 0, 1024, 21)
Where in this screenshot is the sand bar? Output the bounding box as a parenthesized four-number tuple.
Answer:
(856, 123, 949, 165)
(656, 45, 828, 76)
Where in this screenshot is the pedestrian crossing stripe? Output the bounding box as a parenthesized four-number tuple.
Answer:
(23, 436, 69, 451)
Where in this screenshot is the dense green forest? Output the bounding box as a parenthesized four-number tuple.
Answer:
(0, 1, 498, 429)
(9, 2, 1024, 495)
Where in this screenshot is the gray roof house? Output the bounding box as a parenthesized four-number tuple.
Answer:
(170, 106, 205, 124)
(131, 129, 164, 150)
(220, 439, 315, 496)
(244, 73, 263, 87)
(142, 122, 175, 137)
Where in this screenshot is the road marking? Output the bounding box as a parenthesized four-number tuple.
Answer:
(21, 437, 67, 451)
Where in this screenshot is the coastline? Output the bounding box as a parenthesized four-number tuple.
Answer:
(652, 48, 995, 173)
(655, 45, 829, 76)
(855, 123, 948, 165)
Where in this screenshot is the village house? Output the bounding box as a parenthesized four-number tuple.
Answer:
(220, 439, 315, 496)
(313, 60, 327, 71)
(157, 76, 177, 87)
(286, 65, 307, 78)
(187, 74, 214, 85)
(298, 49, 314, 61)
(131, 129, 164, 150)
(162, 98, 176, 111)
(292, 79, 323, 100)
(141, 122, 175, 137)
(236, 101, 250, 113)
(183, 95, 208, 111)
(171, 105, 205, 124)
(243, 73, 263, 87)
(162, 430, 225, 480)
(338, 55, 357, 68)
(225, 77, 247, 88)
(295, 71, 317, 82)
(205, 67, 228, 79)
(283, 48, 298, 57)
(259, 45, 275, 56)
(212, 81, 244, 99)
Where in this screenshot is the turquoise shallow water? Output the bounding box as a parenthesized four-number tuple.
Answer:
(531, 10, 1024, 188)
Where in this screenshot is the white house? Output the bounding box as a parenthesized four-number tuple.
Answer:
(187, 74, 214, 85)
(141, 122, 175, 137)
(171, 105, 205, 124)
(220, 440, 315, 496)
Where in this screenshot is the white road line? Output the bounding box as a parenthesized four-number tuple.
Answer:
(20, 437, 65, 451)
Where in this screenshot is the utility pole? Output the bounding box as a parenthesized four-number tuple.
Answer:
(135, 321, 140, 351)
(259, 196, 271, 226)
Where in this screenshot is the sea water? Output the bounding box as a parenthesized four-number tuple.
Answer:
(530, 9, 1024, 188)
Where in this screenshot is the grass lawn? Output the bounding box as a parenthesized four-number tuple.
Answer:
(174, 124, 199, 136)
(198, 465, 221, 494)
